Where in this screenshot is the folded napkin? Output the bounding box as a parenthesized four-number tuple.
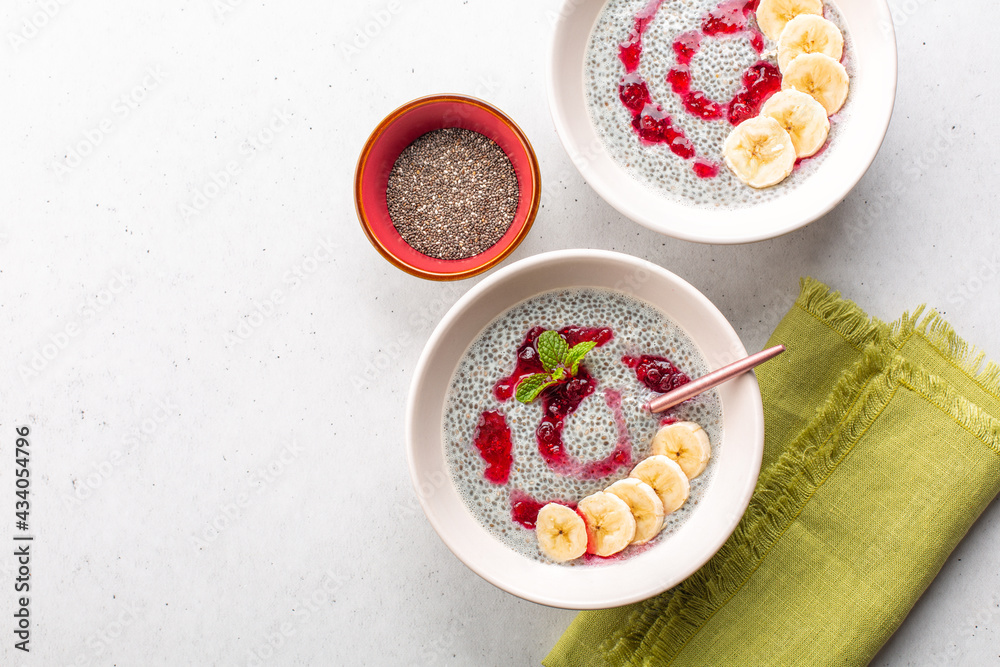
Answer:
(545, 278, 1000, 667)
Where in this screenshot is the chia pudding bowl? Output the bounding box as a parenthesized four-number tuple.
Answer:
(547, 0, 897, 243)
(406, 249, 764, 609)
(355, 94, 541, 280)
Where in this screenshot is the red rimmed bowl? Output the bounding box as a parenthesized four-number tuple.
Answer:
(355, 94, 542, 281)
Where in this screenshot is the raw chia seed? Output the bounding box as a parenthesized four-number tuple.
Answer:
(386, 127, 519, 261)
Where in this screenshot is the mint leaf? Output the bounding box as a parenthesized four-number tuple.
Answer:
(565, 341, 598, 375)
(515, 373, 557, 404)
(537, 330, 569, 371)
(551, 367, 566, 381)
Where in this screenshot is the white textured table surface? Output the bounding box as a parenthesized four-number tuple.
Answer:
(1, 0, 998, 665)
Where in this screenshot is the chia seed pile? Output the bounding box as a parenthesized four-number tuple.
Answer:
(386, 127, 519, 260)
(443, 288, 723, 565)
(585, 0, 855, 209)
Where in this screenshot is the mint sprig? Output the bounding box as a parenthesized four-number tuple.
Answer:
(515, 331, 599, 404)
(537, 330, 569, 371)
(564, 341, 597, 375)
(515, 373, 557, 403)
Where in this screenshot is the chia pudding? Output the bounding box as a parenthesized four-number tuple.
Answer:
(585, 0, 856, 208)
(443, 288, 723, 564)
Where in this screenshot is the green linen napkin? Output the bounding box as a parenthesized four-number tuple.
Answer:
(544, 278, 1000, 667)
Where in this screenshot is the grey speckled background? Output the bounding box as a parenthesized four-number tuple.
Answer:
(0, 0, 997, 665)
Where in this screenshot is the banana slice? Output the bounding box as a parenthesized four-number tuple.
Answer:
(605, 478, 665, 544)
(630, 455, 690, 514)
(759, 88, 830, 158)
(723, 116, 797, 189)
(535, 503, 588, 562)
(650, 421, 712, 480)
(755, 0, 824, 42)
(777, 14, 844, 72)
(782, 52, 850, 115)
(577, 492, 637, 557)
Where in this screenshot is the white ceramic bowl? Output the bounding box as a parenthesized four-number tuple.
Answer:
(547, 0, 897, 244)
(406, 250, 764, 609)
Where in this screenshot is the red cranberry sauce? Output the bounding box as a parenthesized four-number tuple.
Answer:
(702, 0, 754, 36)
(673, 30, 702, 66)
(693, 158, 720, 178)
(630, 106, 697, 159)
(472, 410, 514, 485)
(618, 0, 665, 72)
(491, 326, 634, 480)
(667, 0, 772, 128)
(493, 326, 613, 401)
(619, 36, 642, 74)
(727, 60, 781, 125)
(619, 74, 652, 113)
(561, 325, 614, 348)
(682, 91, 727, 122)
(623, 354, 691, 393)
(616, 0, 777, 177)
(617, 0, 703, 163)
(666, 66, 692, 94)
(509, 489, 580, 530)
(493, 326, 545, 401)
(535, 387, 634, 479)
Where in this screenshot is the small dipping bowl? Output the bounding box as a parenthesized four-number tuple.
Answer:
(355, 94, 542, 281)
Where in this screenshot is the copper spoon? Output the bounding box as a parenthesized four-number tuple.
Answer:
(645, 345, 786, 414)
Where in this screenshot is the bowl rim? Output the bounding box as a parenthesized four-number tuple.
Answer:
(405, 249, 765, 609)
(546, 0, 898, 244)
(354, 93, 542, 281)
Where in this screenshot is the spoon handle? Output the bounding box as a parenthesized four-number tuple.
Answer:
(645, 345, 786, 414)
